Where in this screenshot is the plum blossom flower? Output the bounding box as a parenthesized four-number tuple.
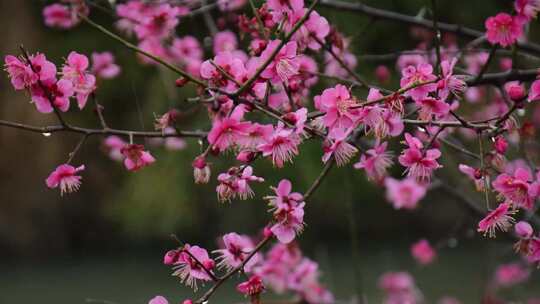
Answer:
(217, 0, 247, 11)
(384, 177, 427, 210)
(398, 133, 442, 182)
(91, 52, 120, 79)
(61, 52, 96, 109)
(485, 13, 523, 47)
(314, 84, 362, 129)
(216, 166, 264, 202)
(378, 272, 421, 304)
(103, 136, 127, 161)
(505, 81, 526, 101)
(515, 0, 540, 22)
(208, 105, 252, 152)
(354, 142, 393, 183)
(45, 164, 85, 195)
(30, 78, 74, 113)
(260, 40, 300, 84)
(171, 245, 215, 290)
(214, 233, 260, 271)
(528, 79, 540, 102)
(267, 0, 304, 18)
(411, 239, 436, 265)
(438, 58, 467, 101)
(148, 296, 168, 304)
(494, 263, 530, 287)
(192, 156, 211, 184)
(258, 123, 301, 168)
(4, 53, 56, 90)
(43, 2, 88, 29)
(267, 179, 305, 244)
(213, 31, 238, 55)
(321, 128, 358, 166)
(237, 275, 265, 297)
(133, 3, 180, 40)
(416, 98, 450, 121)
(477, 202, 516, 237)
(200, 52, 246, 92)
(515, 221, 534, 238)
(400, 63, 438, 102)
(492, 168, 534, 209)
(270, 203, 305, 244)
(120, 144, 156, 171)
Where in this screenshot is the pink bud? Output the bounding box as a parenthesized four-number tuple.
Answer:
(163, 249, 179, 265)
(494, 136, 508, 154)
(375, 65, 391, 83)
(175, 77, 189, 87)
(237, 151, 257, 163)
(505, 81, 526, 102)
(263, 226, 274, 238)
(183, 300, 193, 304)
(515, 221, 533, 239)
(192, 156, 207, 169)
(499, 58, 513, 71)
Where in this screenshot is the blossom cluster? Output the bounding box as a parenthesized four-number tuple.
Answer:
(3, 0, 540, 303)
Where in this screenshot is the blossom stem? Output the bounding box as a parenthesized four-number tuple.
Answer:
(304, 157, 335, 200)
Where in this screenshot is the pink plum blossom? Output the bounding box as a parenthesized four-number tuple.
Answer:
(485, 13, 523, 47)
(103, 136, 127, 162)
(260, 40, 300, 84)
(216, 166, 264, 202)
(492, 168, 534, 209)
(4, 53, 56, 90)
(192, 156, 211, 184)
(214, 233, 260, 271)
(258, 123, 301, 168)
(398, 133, 441, 182)
(314, 84, 362, 129)
(528, 79, 540, 102)
(148, 296, 168, 304)
(237, 275, 265, 296)
(208, 105, 253, 152)
(45, 164, 85, 195)
(61, 51, 96, 109)
(515, 0, 540, 21)
(494, 263, 530, 287)
(171, 245, 215, 290)
(91, 52, 121, 79)
(321, 128, 358, 166)
(411, 239, 437, 265)
(354, 142, 393, 183)
(400, 63, 438, 102)
(515, 221, 534, 238)
(120, 144, 156, 171)
(384, 177, 427, 210)
(477, 202, 515, 237)
(30, 78, 74, 113)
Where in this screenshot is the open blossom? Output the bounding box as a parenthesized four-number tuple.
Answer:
(260, 40, 300, 84)
(133, 3, 180, 40)
(61, 52, 96, 109)
(398, 133, 442, 182)
(46, 164, 85, 195)
(214, 233, 260, 271)
(494, 263, 530, 287)
(213, 31, 238, 55)
(379, 271, 421, 304)
(237, 275, 265, 297)
(216, 166, 264, 202)
(321, 128, 358, 166)
(354, 142, 393, 183)
(515, 0, 540, 21)
(400, 63, 438, 102)
(492, 168, 534, 209)
(217, 0, 247, 11)
(291, 10, 330, 51)
(411, 239, 436, 265)
(281, 108, 308, 135)
(171, 245, 215, 290)
(201, 52, 246, 92)
(91, 52, 120, 79)
(384, 177, 427, 210)
(43, 2, 88, 29)
(268, 0, 304, 18)
(208, 105, 252, 152)
(485, 13, 523, 47)
(120, 144, 156, 171)
(477, 202, 516, 237)
(103, 136, 127, 161)
(148, 296, 169, 304)
(416, 97, 450, 121)
(528, 79, 540, 102)
(271, 202, 305, 244)
(4, 53, 56, 90)
(314, 84, 361, 129)
(258, 123, 301, 168)
(438, 58, 467, 101)
(30, 78, 74, 113)
(267, 179, 305, 244)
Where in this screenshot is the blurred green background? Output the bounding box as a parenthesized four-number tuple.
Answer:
(0, 0, 539, 303)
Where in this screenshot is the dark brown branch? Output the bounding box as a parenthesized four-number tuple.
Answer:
(319, 0, 540, 55)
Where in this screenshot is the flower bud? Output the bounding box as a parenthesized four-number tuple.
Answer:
(494, 136, 508, 154)
(375, 65, 391, 84)
(504, 81, 526, 102)
(183, 300, 193, 304)
(237, 150, 257, 163)
(515, 221, 533, 239)
(175, 77, 189, 87)
(192, 156, 211, 184)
